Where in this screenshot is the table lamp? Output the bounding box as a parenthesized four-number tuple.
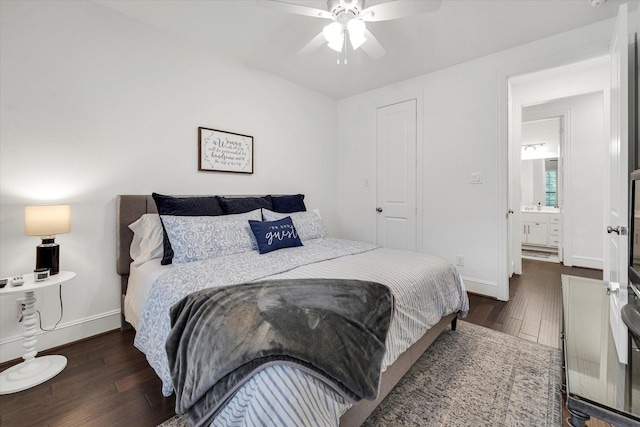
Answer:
(24, 205, 71, 275)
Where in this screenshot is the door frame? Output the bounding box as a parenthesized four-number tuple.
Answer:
(518, 111, 569, 267)
(508, 80, 608, 276)
(497, 45, 611, 301)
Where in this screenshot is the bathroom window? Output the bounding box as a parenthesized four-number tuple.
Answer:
(545, 171, 557, 207)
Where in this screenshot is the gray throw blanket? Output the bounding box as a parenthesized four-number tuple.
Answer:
(166, 278, 394, 427)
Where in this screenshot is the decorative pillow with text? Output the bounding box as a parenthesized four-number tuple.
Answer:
(249, 216, 303, 254)
(261, 209, 328, 241)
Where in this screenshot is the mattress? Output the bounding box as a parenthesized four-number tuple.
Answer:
(123, 259, 171, 329)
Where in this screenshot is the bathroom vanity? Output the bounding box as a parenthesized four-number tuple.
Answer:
(521, 209, 561, 254)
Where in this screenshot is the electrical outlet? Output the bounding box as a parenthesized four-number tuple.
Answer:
(456, 256, 464, 267)
(16, 298, 26, 320)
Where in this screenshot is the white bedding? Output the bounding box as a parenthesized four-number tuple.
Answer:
(126, 237, 468, 426)
(123, 259, 171, 329)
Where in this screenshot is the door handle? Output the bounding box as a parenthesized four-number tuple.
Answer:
(376, 207, 383, 213)
(607, 226, 628, 235)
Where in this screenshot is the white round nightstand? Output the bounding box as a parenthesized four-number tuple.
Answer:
(0, 270, 76, 394)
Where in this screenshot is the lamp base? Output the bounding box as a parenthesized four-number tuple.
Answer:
(36, 239, 59, 275)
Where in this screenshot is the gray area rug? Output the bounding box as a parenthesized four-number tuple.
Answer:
(158, 321, 562, 426)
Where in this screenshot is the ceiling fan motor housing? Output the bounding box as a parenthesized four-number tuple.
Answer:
(328, 0, 365, 22)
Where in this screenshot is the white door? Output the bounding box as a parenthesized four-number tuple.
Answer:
(606, 3, 629, 364)
(376, 99, 417, 250)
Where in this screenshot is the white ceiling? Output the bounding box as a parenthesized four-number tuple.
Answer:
(94, 0, 628, 100)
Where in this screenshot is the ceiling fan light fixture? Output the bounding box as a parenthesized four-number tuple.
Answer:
(323, 21, 344, 52)
(327, 37, 344, 52)
(347, 19, 366, 49)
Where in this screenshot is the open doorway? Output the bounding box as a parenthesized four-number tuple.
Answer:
(508, 56, 609, 277)
(520, 116, 563, 264)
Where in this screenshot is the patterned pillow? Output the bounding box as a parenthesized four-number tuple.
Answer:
(161, 209, 261, 264)
(261, 209, 328, 241)
(152, 193, 225, 265)
(249, 217, 303, 254)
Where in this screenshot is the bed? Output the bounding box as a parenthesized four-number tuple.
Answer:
(116, 194, 469, 427)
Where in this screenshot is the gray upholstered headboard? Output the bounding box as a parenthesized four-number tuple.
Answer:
(116, 195, 156, 275)
(116, 195, 157, 298)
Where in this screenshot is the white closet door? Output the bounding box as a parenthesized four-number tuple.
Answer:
(376, 99, 417, 250)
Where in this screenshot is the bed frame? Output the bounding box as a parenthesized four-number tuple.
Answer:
(115, 194, 458, 427)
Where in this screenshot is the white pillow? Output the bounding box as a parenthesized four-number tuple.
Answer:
(161, 209, 262, 264)
(261, 209, 327, 241)
(128, 214, 164, 266)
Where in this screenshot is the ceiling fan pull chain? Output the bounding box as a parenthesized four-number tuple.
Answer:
(344, 34, 348, 65)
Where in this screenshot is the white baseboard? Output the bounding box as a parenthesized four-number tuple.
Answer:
(0, 309, 121, 363)
(570, 255, 603, 270)
(461, 276, 497, 299)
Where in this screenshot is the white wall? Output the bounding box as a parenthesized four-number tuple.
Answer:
(522, 92, 606, 269)
(0, 1, 338, 362)
(336, 19, 615, 299)
(521, 118, 561, 161)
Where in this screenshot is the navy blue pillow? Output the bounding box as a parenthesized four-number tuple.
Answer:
(249, 217, 303, 254)
(271, 194, 306, 213)
(152, 193, 225, 265)
(220, 196, 273, 214)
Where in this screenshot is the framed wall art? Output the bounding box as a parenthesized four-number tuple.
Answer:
(198, 127, 254, 174)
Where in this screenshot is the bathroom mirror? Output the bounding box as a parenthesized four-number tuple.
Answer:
(521, 117, 560, 209)
(521, 157, 558, 207)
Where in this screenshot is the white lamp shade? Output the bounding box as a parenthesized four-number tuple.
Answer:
(323, 22, 344, 52)
(25, 205, 71, 238)
(347, 19, 366, 49)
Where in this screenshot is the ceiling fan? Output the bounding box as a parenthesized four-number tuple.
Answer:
(258, 0, 442, 64)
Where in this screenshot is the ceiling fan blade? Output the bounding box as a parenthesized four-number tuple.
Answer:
(298, 31, 327, 56)
(360, 29, 385, 59)
(360, 0, 442, 22)
(256, 0, 332, 19)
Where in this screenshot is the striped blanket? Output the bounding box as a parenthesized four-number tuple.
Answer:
(134, 238, 468, 426)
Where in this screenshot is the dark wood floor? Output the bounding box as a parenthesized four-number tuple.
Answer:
(0, 327, 176, 427)
(0, 259, 605, 427)
(466, 258, 602, 350)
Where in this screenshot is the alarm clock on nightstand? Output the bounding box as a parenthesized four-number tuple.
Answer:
(34, 268, 50, 282)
